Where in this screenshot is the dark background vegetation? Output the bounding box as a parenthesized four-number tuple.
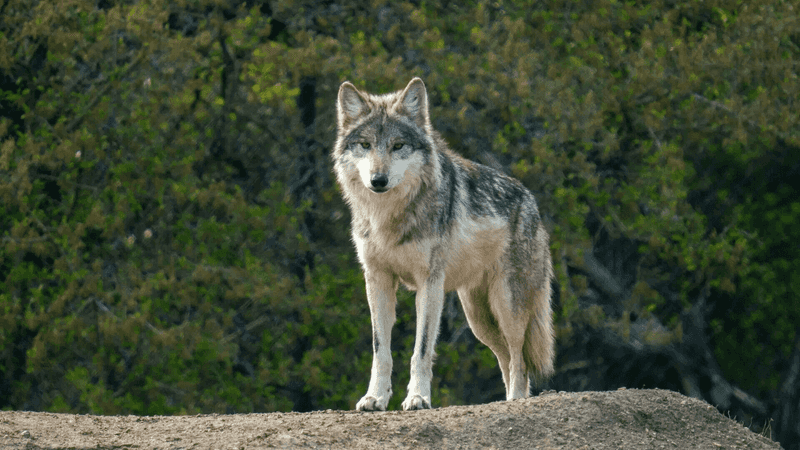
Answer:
(1, 0, 798, 447)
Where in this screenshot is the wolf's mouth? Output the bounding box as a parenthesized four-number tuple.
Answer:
(369, 187, 389, 193)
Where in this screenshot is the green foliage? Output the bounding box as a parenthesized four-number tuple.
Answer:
(0, 0, 797, 430)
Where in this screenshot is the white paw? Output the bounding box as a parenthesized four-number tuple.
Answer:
(356, 394, 389, 412)
(402, 394, 431, 411)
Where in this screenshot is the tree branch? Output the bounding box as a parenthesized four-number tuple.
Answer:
(583, 250, 624, 299)
(677, 287, 768, 415)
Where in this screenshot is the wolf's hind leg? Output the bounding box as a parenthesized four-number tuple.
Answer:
(457, 283, 512, 398)
(488, 277, 532, 400)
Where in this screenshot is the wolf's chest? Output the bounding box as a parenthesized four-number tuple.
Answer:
(355, 233, 432, 287)
(354, 216, 509, 292)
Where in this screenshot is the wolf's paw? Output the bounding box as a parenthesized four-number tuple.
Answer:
(401, 394, 431, 411)
(356, 394, 389, 412)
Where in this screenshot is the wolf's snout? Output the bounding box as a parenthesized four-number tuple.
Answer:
(370, 173, 389, 191)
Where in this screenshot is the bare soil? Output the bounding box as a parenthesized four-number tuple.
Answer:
(0, 388, 781, 449)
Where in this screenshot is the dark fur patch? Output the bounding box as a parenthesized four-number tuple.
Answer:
(465, 164, 528, 218)
(373, 329, 379, 353)
(508, 201, 523, 237)
(397, 229, 418, 246)
(437, 152, 458, 234)
(420, 327, 428, 358)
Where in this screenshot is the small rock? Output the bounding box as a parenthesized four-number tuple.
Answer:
(21, 430, 31, 438)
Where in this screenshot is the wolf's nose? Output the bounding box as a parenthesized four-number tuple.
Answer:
(371, 173, 389, 189)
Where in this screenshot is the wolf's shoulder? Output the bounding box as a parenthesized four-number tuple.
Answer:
(431, 133, 522, 186)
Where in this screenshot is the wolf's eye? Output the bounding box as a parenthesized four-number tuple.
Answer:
(392, 143, 405, 150)
(360, 142, 371, 149)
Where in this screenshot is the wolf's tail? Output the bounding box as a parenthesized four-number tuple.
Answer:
(523, 257, 555, 385)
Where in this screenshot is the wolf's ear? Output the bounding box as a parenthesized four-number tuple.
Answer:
(396, 77, 430, 130)
(338, 81, 369, 128)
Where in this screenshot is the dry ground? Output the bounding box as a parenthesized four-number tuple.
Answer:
(0, 388, 781, 449)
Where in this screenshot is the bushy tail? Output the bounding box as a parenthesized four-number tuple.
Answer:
(524, 259, 555, 386)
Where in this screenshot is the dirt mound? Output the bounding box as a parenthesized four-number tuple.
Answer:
(0, 388, 780, 449)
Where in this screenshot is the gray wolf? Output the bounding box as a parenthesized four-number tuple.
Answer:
(333, 78, 555, 411)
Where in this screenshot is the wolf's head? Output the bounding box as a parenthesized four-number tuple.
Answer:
(333, 78, 435, 197)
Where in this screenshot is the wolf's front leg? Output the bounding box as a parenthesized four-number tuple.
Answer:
(403, 275, 445, 410)
(356, 270, 397, 411)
